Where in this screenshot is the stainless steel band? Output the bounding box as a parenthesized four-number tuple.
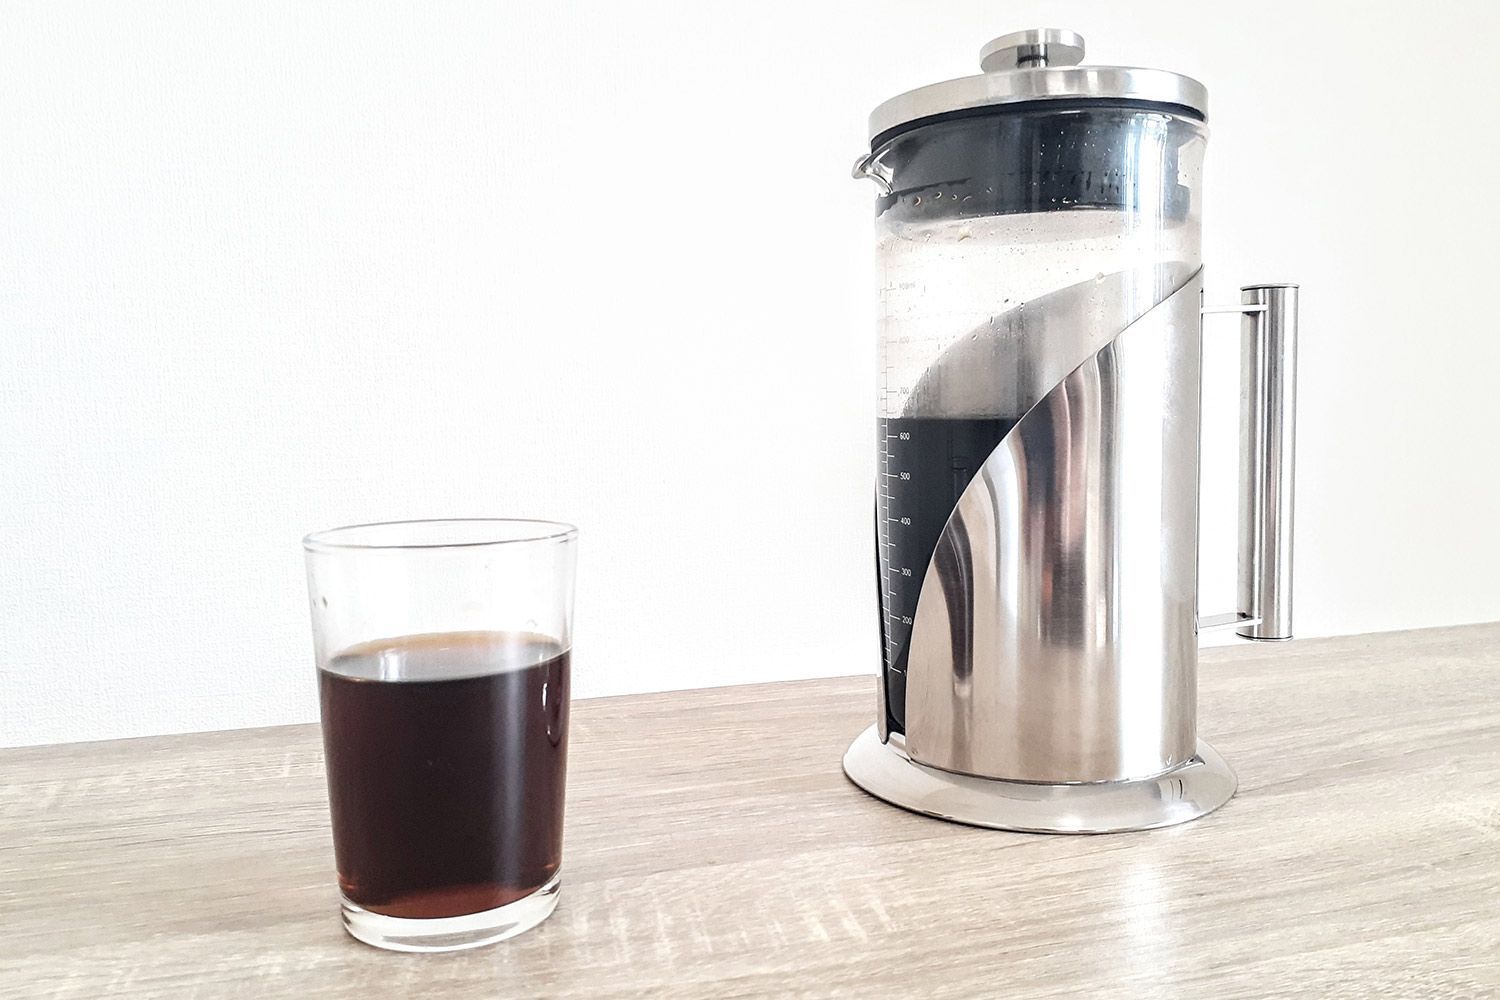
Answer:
(902, 271, 1205, 784)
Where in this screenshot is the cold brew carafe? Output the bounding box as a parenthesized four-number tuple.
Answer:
(845, 29, 1299, 832)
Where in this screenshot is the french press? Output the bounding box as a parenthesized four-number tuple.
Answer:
(844, 28, 1299, 832)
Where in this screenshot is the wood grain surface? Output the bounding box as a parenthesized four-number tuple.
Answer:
(2, 625, 1498, 999)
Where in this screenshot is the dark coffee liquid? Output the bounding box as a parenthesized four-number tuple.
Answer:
(878, 416, 1015, 733)
(318, 631, 569, 919)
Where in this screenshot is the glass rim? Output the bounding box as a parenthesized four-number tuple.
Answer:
(302, 518, 578, 553)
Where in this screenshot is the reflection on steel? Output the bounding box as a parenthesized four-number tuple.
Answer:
(904, 272, 1204, 784)
(903, 264, 1195, 422)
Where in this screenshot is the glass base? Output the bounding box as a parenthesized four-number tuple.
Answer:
(341, 871, 561, 953)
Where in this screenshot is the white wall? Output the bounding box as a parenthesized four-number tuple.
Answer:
(4, 1, 1498, 748)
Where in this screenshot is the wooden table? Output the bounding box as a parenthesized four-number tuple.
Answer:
(3, 625, 1498, 998)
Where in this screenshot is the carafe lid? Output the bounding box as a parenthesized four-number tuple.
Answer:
(867, 28, 1207, 147)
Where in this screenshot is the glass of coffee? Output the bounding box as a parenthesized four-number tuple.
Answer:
(302, 518, 577, 953)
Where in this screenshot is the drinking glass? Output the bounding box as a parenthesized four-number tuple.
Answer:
(302, 518, 577, 952)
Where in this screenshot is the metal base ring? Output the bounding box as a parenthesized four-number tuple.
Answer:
(842, 725, 1236, 834)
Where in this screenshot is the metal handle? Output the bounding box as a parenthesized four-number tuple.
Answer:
(1200, 284, 1300, 640)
